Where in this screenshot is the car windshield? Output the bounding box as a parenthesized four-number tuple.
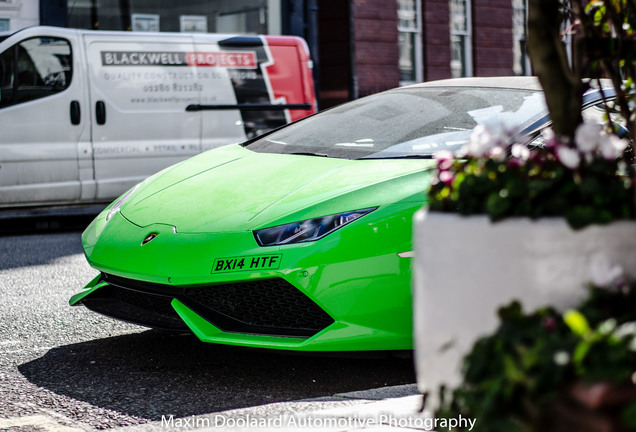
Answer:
(245, 86, 548, 159)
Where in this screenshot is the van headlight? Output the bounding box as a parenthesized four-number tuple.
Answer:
(254, 208, 376, 246)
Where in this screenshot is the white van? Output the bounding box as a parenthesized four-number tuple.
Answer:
(0, 26, 316, 208)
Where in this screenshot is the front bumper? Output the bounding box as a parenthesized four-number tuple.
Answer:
(71, 206, 416, 351)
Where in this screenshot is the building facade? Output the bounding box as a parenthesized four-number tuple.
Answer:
(1, 0, 530, 109)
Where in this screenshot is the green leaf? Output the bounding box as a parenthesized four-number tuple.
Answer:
(572, 341, 591, 369)
(564, 310, 592, 337)
(486, 193, 512, 221)
(620, 400, 636, 429)
(503, 355, 525, 383)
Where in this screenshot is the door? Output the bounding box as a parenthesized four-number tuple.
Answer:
(0, 29, 88, 205)
(192, 34, 249, 151)
(82, 33, 202, 200)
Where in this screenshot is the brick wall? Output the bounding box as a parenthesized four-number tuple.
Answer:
(351, 0, 400, 97)
(317, 0, 516, 104)
(422, 0, 451, 81)
(472, 0, 514, 76)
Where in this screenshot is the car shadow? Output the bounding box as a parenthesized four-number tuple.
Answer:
(0, 208, 100, 237)
(0, 231, 86, 271)
(18, 330, 416, 421)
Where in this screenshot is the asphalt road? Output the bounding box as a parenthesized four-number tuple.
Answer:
(0, 223, 416, 431)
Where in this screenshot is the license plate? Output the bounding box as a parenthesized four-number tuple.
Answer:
(212, 254, 282, 273)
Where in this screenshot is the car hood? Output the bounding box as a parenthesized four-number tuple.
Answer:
(121, 144, 435, 233)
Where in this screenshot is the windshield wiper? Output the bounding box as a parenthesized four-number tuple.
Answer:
(358, 154, 435, 160)
(287, 151, 330, 157)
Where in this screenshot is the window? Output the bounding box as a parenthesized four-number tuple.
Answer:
(180, 15, 208, 32)
(0, 18, 8, 32)
(449, 0, 472, 77)
(0, 37, 72, 109)
(512, 0, 530, 75)
(131, 13, 160, 32)
(246, 87, 546, 160)
(398, 0, 422, 84)
(67, 0, 278, 34)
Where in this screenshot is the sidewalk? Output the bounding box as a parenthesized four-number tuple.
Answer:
(111, 384, 448, 432)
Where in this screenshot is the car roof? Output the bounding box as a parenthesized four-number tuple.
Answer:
(410, 76, 543, 91)
(409, 76, 616, 94)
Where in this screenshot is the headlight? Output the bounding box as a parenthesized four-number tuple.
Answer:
(105, 185, 139, 222)
(254, 208, 376, 246)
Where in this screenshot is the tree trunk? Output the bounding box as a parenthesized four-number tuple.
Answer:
(527, 0, 583, 141)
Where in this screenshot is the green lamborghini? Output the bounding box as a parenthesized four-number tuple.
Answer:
(71, 77, 553, 351)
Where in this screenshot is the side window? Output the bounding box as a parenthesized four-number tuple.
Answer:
(530, 100, 628, 148)
(583, 101, 629, 137)
(0, 37, 72, 109)
(0, 45, 15, 106)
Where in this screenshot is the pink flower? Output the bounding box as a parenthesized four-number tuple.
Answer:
(463, 125, 492, 157)
(541, 128, 558, 148)
(489, 145, 506, 161)
(434, 150, 454, 171)
(542, 316, 557, 332)
(599, 133, 628, 160)
(439, 170, 455, 186)
(556, 145, 581, 169)
(511, 143, 530, 162)
(507, 159, 523, 168)
(574, 123, 601, 154)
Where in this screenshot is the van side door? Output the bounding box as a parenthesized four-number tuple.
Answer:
(191, 34, 249, 151)
(0, 28, 88, 206)
(191, 34, 317, 150)
(82, 33, 202, 201)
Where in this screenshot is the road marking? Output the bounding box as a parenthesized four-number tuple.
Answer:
(0, 415, 85, 431)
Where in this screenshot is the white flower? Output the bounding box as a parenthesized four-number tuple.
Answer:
(511, 143, 530, 161)
(462, 121, 517, 158)
(589, 255, 624, 288)
(599, 133, 628, 160)
(489, 145, 506, 161)
(598, 318, 617, 335)
(541, 127, 555, 142)
(463, 124, 496, 157)
(556, 145, 581, 169)
(614, 322, 636, 339)
(574, 123, 601, 154)
(434, 150, 454, 162)
(553, 351, 570, 366)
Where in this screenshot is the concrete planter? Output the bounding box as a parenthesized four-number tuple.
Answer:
(412, 211, 636, 398)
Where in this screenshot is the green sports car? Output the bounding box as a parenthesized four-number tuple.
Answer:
(71, 77, 553, 352)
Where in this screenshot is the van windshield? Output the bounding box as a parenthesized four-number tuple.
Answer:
(244, 86, 548, 159)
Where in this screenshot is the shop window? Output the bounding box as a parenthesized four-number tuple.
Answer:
(180, 15, 208, 33)
(450, 0, 472, 77)
(67, 0, 279, 34)
(398, 0, 422, 85)
(0, 37, 72, 109)
(131, 13, 160, 32)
